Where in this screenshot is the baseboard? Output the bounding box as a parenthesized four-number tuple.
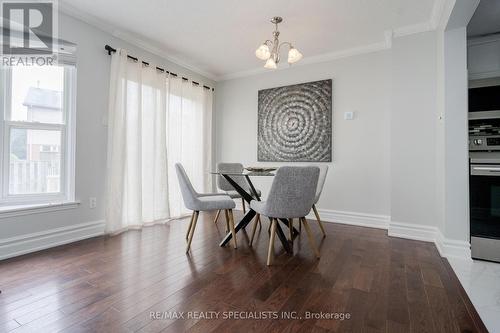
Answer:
(0, 220, 105, 260)
(306, 208, 390, 230)
(234, 202, 390, 230)
(388, 221, 438, 242)
(236, 201, 471, 260)
(435, 232, 472, 260)
(388, 221, 471, 260)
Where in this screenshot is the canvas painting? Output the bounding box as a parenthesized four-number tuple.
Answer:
(257, 79, 332, 162)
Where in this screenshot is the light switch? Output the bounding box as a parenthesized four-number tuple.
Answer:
(344, 111, 354, 120)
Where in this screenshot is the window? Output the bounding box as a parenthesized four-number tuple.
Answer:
(0, 64, 76, 205)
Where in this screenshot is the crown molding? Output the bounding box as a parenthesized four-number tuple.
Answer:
(391, 0, 448, 37)
(60, 0, 449, 83)
(110, 30, 218, 81)
(392, 21, 434, 38)
(219, 0, 449, 81)
(430, 0, 447, 30)
(59, 2, 119, 37)
(216, 38, 391, 81)
(58, 2, 218, 81)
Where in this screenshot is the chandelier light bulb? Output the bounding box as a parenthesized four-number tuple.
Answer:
(264, 57, 277, 69)
(255, 44, 271, 60)
(287, 47, 303, 64)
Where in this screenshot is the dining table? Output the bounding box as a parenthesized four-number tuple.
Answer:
(210, 170, 299, 253)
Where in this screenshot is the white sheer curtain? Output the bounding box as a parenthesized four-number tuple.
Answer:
(105, 49, 213, 234)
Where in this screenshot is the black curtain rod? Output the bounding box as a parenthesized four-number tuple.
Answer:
(104, 45, 214, 91)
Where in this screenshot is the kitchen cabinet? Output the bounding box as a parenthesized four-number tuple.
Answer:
(468, 35, 500, 80)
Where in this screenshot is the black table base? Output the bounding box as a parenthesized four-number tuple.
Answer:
(218, 174, 298, 253)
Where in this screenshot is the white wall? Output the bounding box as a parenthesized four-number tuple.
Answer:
(216, 51, 391, 218)
(216, 31, 460, 250)
(0, 12, 215, 258)
(390, 31, 438, 228)
(443, 27, 469, 243)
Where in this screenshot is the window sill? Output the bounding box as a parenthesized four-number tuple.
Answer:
(0, 201, 80, 219)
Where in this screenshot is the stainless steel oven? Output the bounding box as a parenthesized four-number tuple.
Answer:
(470, 153, 500, 262)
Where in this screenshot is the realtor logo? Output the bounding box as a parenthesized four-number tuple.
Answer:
(1, 0, 56, 55)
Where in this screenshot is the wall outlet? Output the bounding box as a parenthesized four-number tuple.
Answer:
(89, 197, 97, 209)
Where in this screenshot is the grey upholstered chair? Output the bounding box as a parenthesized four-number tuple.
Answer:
(215, 163, 261, 222)
(311, 165, 329, 237)
(175, 163, 237, 252)
(250, 166, 320, 265)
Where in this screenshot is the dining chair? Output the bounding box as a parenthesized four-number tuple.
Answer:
(215, 162, 261, 223)
(175, 163, 237, 253)
(249, 166, 320, 265)
(311, 165, 329, 237)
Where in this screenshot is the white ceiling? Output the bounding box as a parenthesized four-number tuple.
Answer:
(61, 0, 439, 80)
(467, 0, 500, 37)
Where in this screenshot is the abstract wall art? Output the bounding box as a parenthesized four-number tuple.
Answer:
(257, 79, 332, 162)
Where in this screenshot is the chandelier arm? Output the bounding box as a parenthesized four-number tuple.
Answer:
(277, 41, 292, 53)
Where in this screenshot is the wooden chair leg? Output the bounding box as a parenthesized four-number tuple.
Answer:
(288, 218, 293, 241)
(312, 204, 326, 238)
(186, 211, 199, 253)
(224, 209, 230, 233)
(213, 209, 221, 224)
(301, 217, 320, 258)
(228, 209, 237, 249)
(242, 199, 246, 213)
(299, 218, 302, 233)
(250, 214, 260, 246)
(267, 218, 277, 266)
(186, 211, 195, 240)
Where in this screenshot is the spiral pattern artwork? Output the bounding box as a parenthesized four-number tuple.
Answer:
(258, 79, 332, 162)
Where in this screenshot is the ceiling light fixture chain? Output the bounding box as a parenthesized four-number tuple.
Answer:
(255, 16, 303, 69)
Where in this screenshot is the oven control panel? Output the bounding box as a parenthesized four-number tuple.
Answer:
(470, 135, 500, 151)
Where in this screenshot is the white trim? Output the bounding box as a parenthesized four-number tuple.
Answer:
(305, 208, 390, 230)
(388, 221, 439, 242)
(0, 220, 104, 260)
(429, 0, 448, 30)
(393, 21, 434, 38)
(0, 200, 80, 219)
(435, 232, 472, 260)
(388, 221, 471, 260)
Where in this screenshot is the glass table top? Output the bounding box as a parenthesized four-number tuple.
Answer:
(209, 171, 275, 176)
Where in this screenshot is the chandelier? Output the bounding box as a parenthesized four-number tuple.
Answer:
(255, 16, 303, 69)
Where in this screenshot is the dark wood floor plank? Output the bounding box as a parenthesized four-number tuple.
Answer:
(0, 211, 488, 333)
(386, 240, 410, 326)
(405, 263, 437, 333)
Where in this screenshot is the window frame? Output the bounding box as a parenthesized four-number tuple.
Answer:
(0, 64, 76, 205)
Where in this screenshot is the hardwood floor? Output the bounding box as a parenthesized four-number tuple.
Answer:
(0, 212, 488, 332)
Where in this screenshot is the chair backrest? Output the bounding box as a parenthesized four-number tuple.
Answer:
(314, 165, 329, 204)
(175, 163, 198, 210)
(217, 163, 248, 191)
(264, 166, 320, 218)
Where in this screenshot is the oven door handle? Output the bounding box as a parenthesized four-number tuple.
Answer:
(471, 165, 500, 176)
